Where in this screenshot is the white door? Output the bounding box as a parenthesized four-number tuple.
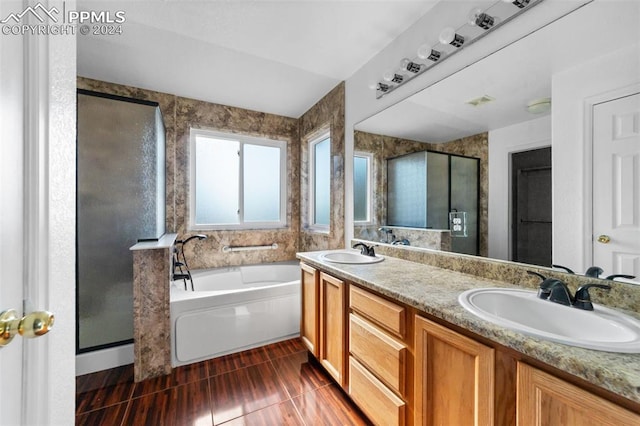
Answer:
(0, 0, 76, 424)
(0, 10, 27, 423)
(592, 93, 640, 281)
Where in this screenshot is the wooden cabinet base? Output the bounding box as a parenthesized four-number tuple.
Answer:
(517, 362, 640, 426)
(349, 357, 406, 426)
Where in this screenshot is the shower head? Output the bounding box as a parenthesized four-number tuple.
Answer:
(177, 234, 208, 245)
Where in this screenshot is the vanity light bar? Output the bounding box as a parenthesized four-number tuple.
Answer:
(375, 0, 545, 99)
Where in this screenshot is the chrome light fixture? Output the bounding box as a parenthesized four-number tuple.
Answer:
(375, 0, 544, 99)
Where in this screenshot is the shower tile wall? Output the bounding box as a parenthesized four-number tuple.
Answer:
(354, 130, 488, 257)
(77, 77, 346, 269)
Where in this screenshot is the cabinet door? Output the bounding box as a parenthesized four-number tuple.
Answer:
(517, 362, 640, 426)
(415, 315, 495, 426)
(300, 263, 319, 356)
(320, 272, 346, 386)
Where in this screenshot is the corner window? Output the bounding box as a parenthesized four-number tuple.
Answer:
(354, 152, 373, 223)
(309, 131, 331, 230)
(190, 129, 286, 229)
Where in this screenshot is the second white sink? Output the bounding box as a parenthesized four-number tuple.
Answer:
(458, 288, 640, 353)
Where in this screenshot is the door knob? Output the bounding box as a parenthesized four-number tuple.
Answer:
(19, 311, 55, 338)
(0, 310, 20, 346)
(0, 309, 54, 347)
(597, 235, 611, 244)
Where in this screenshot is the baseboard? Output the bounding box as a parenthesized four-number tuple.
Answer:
(76, 343, 134, 376)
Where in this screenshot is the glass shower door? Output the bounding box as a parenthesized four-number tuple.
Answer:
(77, 91, 165, 352)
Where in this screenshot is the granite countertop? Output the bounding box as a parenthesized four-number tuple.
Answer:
(297, 250, 640, 405)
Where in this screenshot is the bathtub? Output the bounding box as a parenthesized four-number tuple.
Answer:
(170, 260, 301, 367)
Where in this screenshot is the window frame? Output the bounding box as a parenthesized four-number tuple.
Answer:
(308, 130, 331, 232)
(189, 128, 287, 230)
(353, 151, 374, 225)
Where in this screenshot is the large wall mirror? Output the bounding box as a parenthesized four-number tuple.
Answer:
(352, 0, 640, 281)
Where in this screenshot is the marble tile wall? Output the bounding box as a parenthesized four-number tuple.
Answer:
(173, 97, 300, 269)
(355, 225, 451, 251)
(78, 77, 302, 270)
(354, 130, 488, 256)
(299, 82, 346, 252)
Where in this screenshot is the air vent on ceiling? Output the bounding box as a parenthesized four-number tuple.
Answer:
(466, 95, 495, 107)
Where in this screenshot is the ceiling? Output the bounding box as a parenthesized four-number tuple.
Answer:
(77, 0, 439, 118)
(356, 0, 640, 143)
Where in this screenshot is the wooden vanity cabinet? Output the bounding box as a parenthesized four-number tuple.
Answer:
(516, 363, 640, 426)
(348, 285, 409, 426)
(300, 264, 347, 386)
(319, 272, 347, 386)
(414, 315, 495, 426)
(300, 262, 319, 356)
(299, 262, 640, 426)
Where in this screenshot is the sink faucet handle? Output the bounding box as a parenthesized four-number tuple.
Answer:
(573, 283, 612, 311)
(605, 274, 636, 281)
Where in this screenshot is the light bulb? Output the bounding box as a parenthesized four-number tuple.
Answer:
(439, 27, 464, 48)
(400, 58, 421, 73)
(417, 44, 441, 62)
(382, 72, 403, 83)
(439, 27, 456, 44)
(469, 8, 496, 29)
(417, 44, 432, 60)
(468, 8, 484, 25)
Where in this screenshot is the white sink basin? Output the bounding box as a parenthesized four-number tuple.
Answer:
(318, 251, 384, 264)
(458, 288, 640, 353)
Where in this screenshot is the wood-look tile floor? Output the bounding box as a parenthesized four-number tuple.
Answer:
(76, 338, 372, 425)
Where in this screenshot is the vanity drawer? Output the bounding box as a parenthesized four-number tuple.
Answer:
(349, 313, 406, 396)
(350, 285, 405, 338)
(349, 356, 406, 426)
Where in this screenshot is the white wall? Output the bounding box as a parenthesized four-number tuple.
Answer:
(552, 42, 640, 273)
(488, 116, 551, 261)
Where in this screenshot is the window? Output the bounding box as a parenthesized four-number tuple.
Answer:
(190, 129, 286, 229)
(309, 131, 331, 230)
(354, 152, 373, 223)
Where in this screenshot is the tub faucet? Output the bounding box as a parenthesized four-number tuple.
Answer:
(173, 234, 207, 291)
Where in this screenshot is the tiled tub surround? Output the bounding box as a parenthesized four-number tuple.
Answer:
(354, 130, 488, 256)
(130, 234, 178, 382)
(79, 77, 346, 270)
(296, 249, 640, 406)
(299, 82, 346, 253)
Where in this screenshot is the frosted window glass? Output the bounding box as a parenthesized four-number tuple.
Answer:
(244, 143, 281, 222)
(314, 137, 331, 226)
(354, 155, 369, 222)
(195, 137, 239, 224)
